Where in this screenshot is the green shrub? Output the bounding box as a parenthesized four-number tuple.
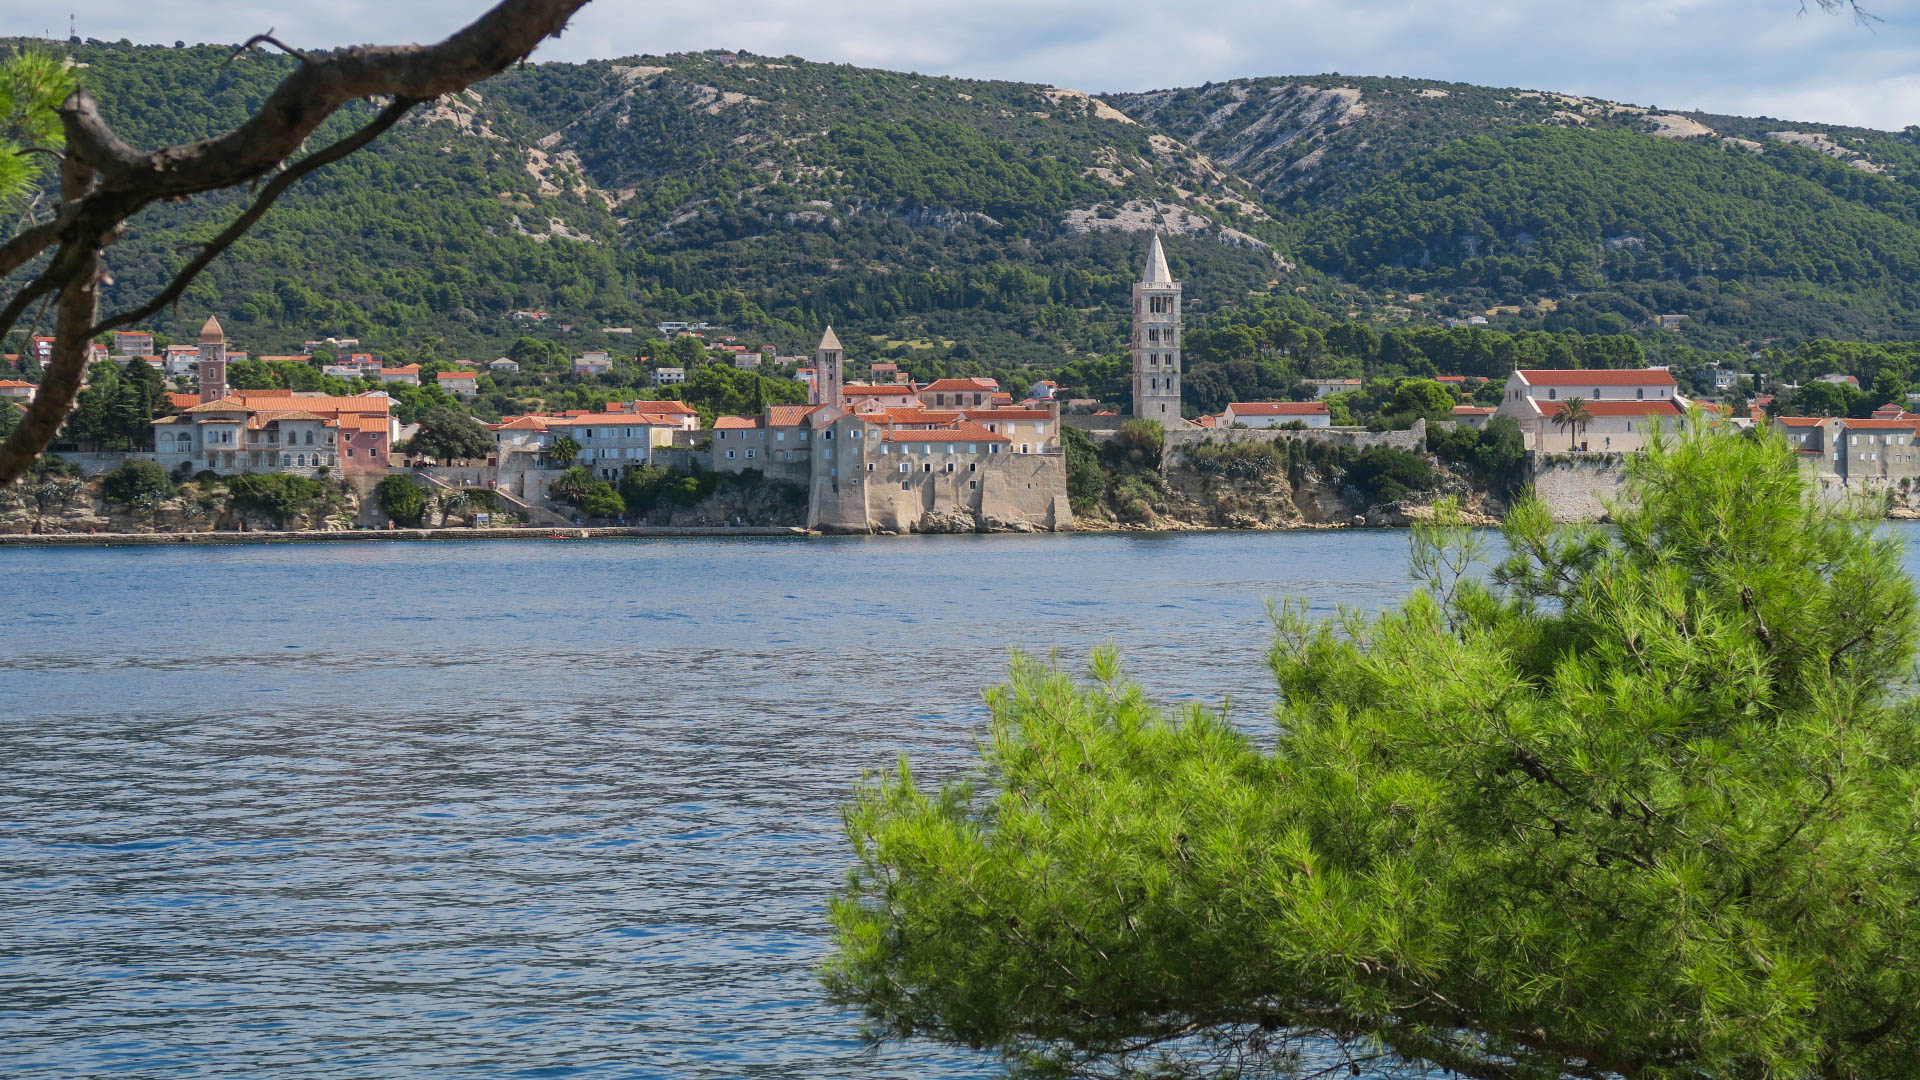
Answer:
(101, 460, 173, 510)
(373, 473, 427, 526)
(1342, 446, 1437, 504)
(230, 472, 329, 527)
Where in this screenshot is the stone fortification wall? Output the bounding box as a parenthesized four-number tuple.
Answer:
(1161, 420, 1425, 468)
(55, 452, 138, 477)
(808, 452, 1074, 533)
(1528, 453, 1630, 522)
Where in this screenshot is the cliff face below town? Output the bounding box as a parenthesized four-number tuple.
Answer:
(0, 474, 364, 535)
(1072, 458, 1502, 532)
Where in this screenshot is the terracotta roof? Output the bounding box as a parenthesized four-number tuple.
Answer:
(1775, 416, 1831, 427)
(1436, 375, 1468, 383)
(381, 364, 421, 375)
(541, 413, 682, 428)
(1228, 401, 1330, 415)
(199, 314, 224, 341)
(337, 414, 391, 433)
(0, 379, 32, 388)
(437, 371, 477, 381)
(960, 408, 1053, 421)
(882, 422, 1011, 443)
(1538, 400, 1686, 418)
(920, 377, 999, 393)
(492, 416, 549, 431)
(182, 397, 249, 413)
(166, 393, 200, 410)
(766, 404, 824, 427)
(714, 416, 760, 430)
(1838, 417, 1920, 430)
(1516, 368, 1677, 387)
(843, 384, 918, 396)
(1452, 405, 1496, 415)
(605, 399, 695, 415)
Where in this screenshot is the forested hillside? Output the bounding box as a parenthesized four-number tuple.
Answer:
(21, 41, 1283, 376)
(11, 40, 1920, 381)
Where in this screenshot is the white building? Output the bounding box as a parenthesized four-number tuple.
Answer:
(1219, 401, 1332, 429)
(1497, 368, 1688, 452)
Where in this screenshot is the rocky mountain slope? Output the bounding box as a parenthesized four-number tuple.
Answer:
(14, 41, 1920, 369)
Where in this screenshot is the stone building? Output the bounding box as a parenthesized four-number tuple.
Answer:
(1497, 369, 1689, 452)
(152, 390, 396, 476)
(1132, 234, 1182, 422)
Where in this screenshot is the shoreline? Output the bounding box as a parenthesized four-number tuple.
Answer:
(0, 520, 1420, 546)
(0, 525, 811, 547)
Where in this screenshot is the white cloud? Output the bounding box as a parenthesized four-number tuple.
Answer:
(21, 0, 1920, 129)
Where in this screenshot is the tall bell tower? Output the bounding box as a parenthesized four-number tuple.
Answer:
(811, 325, 844, 408)
(197, 314, 228, 404)
(1131, 235, 1181, 422)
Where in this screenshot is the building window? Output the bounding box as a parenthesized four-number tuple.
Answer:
(1637, 388, 1645, 400)
(968, 462, 977, 472)
(866, 463, 875, 471)
(824, 430, 834, 440)
(1548, 389, 1557, 400)
(726, 449, 736, 459)
(969, 480, 977, 490)
(746, 449, 755, 459)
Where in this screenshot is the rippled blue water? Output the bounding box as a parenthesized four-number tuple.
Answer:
(6, 528, 1913, 1077)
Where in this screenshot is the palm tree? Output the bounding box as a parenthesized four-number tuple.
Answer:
(548, 435, 580, 467)
(1554, 397, 1595, 450)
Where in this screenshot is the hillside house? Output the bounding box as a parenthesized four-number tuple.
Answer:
(1220, 401, 1333, 429)
(151, 390, 396, 476)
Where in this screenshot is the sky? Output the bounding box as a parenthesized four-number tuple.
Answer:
(10, 0, 1920, 130)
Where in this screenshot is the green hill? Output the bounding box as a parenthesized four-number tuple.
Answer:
(32, 42, 1285, 377)
(13, 42, 1920, 375)
(1110, 75, 1920, 344)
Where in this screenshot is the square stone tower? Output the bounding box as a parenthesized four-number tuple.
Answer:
(197, 314, 228, 404)
(1131, 235, 1181, 422)
(811, 325, 844, 408)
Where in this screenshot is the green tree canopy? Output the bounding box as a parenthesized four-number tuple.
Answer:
(406, 405, 493, 461)
(374, 473, 426, 526)
(827, 423, 1920, 1079)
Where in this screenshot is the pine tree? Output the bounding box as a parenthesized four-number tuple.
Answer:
(827, 422, 1920, 1079)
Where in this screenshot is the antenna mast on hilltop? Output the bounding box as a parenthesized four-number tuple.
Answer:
(69, 14, 76, 39)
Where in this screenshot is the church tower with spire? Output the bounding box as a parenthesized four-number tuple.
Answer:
(197, 314, 228, 404)
(1131, 235, 1182, 422)
(811, 325, 845, 408)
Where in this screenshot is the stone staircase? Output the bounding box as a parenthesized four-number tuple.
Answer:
(412, 469, 572, 527)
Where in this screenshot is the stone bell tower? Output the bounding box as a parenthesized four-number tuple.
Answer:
(197, 314, 228, 404)
(811, 325, 844, 408)
(1131, 235, 1181, 422)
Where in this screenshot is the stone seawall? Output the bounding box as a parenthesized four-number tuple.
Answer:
(1162, 420, 1426, 467)
(1528, 452, 1629, 522)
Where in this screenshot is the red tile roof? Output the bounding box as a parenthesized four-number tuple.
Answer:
(1228, 401, 1330, 415)
(766, 404, 825, 427)
(881, 421, 1010, 443)
(959, 408, 1054, 421)
(714, 416, 760, 430)
(1776, 416, 1830, 427)
(437, 371, 477, 382)
(843, 384, 919, 397)
(1452, 405, 1495, 415)
(1838, 417, 1920, 430)
(1516, 368, 1677, 387)
(920, 377, 999, 393)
